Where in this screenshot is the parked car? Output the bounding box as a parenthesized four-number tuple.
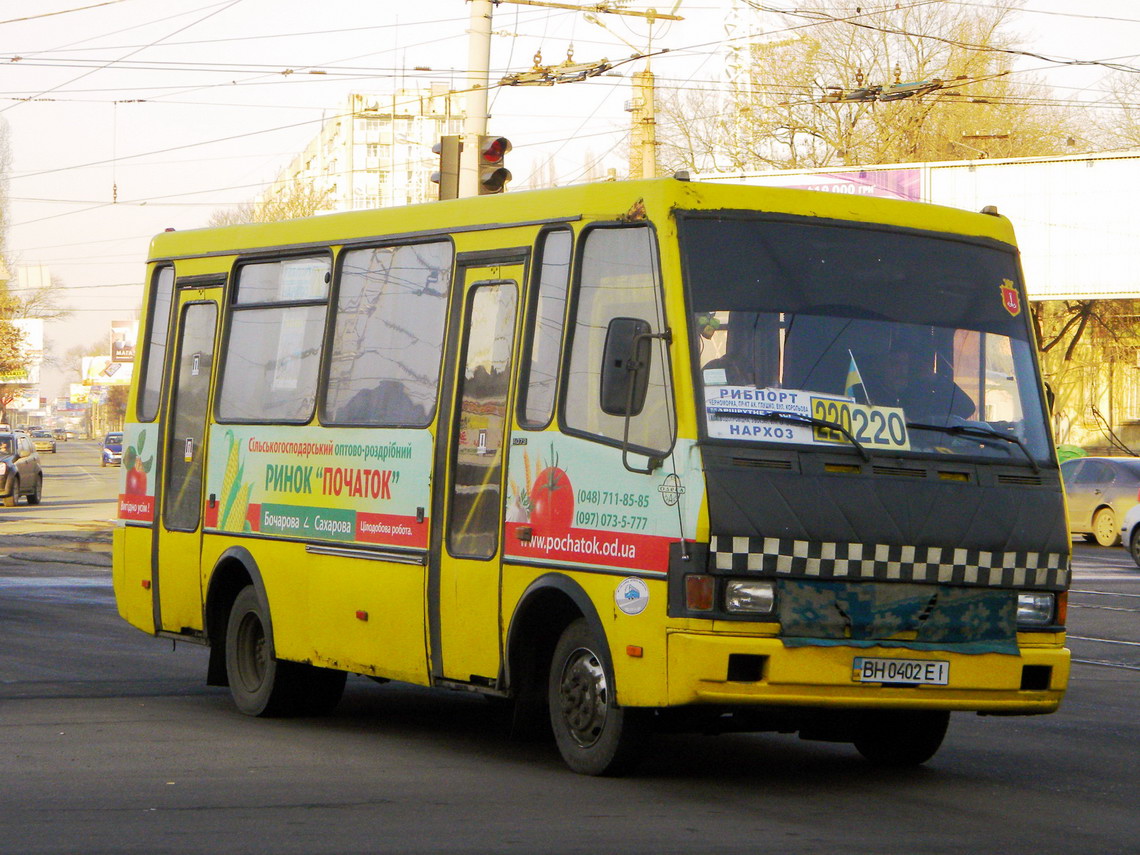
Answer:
(0, 431, 43, 506)
(101, 432, 124, 467)
(30, 429, 57, 454)
(1119, 504, 1140, 567)
(1060, 456, 1140, 546)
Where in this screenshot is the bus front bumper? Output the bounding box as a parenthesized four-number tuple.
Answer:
(666, 630, 1069, 714)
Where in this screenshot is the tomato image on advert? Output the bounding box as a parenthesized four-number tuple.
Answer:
(118, 425, 156, 522)
(506, 443, 575, 535)
(122, 430, 153, 495)
(530, 457, 573, 535)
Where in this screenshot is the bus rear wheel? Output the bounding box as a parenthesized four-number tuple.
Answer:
(224, 586, 346, 717)
(852, 709, 950, 766)
(548, 618, 645, 776)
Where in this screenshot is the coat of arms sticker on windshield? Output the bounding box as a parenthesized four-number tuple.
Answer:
(1000, 278, 1021, 316)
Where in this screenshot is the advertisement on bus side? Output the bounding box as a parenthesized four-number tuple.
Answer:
(202, 425, 433, 550)
(503, 435, 701, 575)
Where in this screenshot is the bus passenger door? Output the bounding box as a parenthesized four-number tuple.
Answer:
(153, 291, 219, 636)
(429, 259, 524, 686)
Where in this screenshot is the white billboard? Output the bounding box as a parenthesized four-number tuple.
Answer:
(82, 355, 134, 387)
(111, 320, 138, 363)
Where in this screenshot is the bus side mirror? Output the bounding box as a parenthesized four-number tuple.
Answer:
(600, 317, 652, 416)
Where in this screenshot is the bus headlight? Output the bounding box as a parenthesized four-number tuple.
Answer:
(725, 580, 777, 615)
(1016, 592, 1055, 627)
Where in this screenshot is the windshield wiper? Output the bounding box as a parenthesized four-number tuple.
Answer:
(907, 421, 1039, 473)
(746, 410, 872, 462)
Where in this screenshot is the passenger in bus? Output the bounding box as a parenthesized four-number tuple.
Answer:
(336, 379, 426, 425)
(878, 347, 975, 422)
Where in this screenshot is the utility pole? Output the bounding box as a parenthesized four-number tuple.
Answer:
(460, 0, 493, 198)
(589, 5, 682, 179)
(462, 1, 683, 195)
(628, 68, 657, 179)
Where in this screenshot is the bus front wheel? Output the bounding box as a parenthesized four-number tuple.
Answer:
(548, 618, 645, 776)
(224, 586, 346, 717)
(852, 709, 950, 766)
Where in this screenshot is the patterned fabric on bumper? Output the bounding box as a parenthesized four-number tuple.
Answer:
(778, 580, 1019, 655)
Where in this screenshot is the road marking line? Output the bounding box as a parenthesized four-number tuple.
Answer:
(1068, 635, 1140, 648)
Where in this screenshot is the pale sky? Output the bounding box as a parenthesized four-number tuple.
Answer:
(2, 0, 1138, 397)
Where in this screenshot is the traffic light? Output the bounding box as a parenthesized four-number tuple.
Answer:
(430, 135, 462, 200)
(477, 135, 512, 195)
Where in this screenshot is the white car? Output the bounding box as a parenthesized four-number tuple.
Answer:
(1121, 503, 1140, 567)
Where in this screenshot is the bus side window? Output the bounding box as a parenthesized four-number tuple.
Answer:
(518, 228, 572, 428)
(216, 255, 331, 423)
(322, 241, 453, 427)
(563, 225, 673, 455)
(137, 265, 175, 422)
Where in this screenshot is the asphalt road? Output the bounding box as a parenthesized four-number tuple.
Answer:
(1, 447, 1137, 854)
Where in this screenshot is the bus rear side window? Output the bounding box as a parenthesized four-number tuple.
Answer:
(322, 241, 452, 426)
(217, 256, 331, 423)
(137, 265, 174, 422)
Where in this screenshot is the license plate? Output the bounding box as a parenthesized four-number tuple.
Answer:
(852, 657, 949, 685)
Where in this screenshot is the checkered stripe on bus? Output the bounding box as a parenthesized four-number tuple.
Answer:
(708, 535, 1070, 591)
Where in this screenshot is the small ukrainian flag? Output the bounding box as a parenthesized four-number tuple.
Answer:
(845, 352, 865, 401)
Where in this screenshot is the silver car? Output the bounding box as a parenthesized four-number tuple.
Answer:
(1060, 456, 1140, 546)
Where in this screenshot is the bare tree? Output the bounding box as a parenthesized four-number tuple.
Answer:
(209, 179, 334, 227)
(1089, 70, 1140, 150)
(658, 1, 1084, 173)
(63, 338, 108, 378)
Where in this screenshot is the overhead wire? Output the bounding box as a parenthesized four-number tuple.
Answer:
(0, 0, 135, 27)
(746, 1, 1140, 75)
(0, 0, 246, 115)
(8, 1, 1140, 253)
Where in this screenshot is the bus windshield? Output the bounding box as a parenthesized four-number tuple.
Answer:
(679, 214, 1052, 464)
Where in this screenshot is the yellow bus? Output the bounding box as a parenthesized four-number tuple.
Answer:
(113, 177, 1070, 775)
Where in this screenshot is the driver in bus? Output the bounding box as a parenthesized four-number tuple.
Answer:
(880, 347, 975, 422)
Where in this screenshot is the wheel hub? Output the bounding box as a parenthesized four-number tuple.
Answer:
(558, 647, 608, 748)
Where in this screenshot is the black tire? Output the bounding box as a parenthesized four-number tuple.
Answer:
(224, 586, 346, 717)
(26, 475, 42, 505)
(853, 709, 950, 766)
(3, 479, 17, 507)
(1130, 528, 1140, 569)
(1092, 507, 1119, 547)
(548, 618, 645, 776)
